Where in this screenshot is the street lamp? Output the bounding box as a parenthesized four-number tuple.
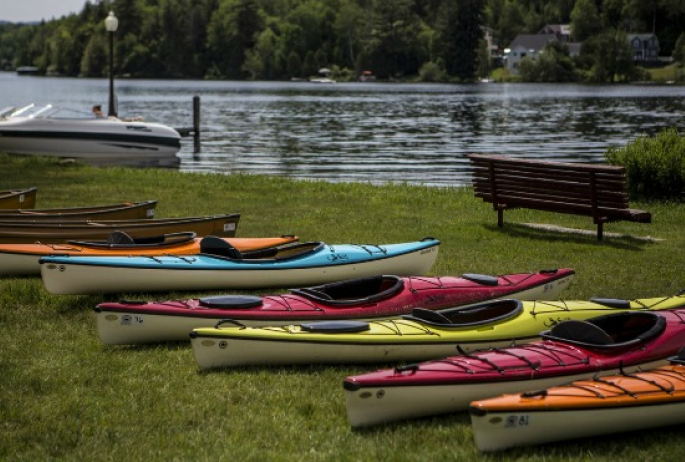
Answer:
(105, 11, 119, 117)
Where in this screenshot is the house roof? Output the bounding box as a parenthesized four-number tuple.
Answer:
(539, 24, 571, 36)
(508, 34, 557, 52)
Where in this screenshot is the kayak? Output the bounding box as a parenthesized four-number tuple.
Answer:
(188, 293, 685, 370)
(40, 238, 440, 294)
(94, 269, 575, 345)
(342, 308, 685, 427)
(0, 187, 37, 209)
(0, 213, 240, 244)
(0, 232, 299, 276)
(470, 350, 685, 452)
(0, 200, 157, 221)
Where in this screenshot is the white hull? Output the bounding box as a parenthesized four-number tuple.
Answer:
(0, 105, 180, 163)
(41, 247, 437, 294)
(95, 278, 569, 345)
(0, 252, 39, 276)
(190, 336, 523, 370)
(471, 399, 685, 452)
(344, 360, 668, 427)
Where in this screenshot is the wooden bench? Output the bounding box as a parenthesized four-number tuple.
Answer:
(467, 154, 651, 240)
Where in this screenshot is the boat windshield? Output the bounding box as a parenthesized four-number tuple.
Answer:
(3, 104, 94, 120)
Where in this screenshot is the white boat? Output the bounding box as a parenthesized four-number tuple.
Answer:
(0, 104, 181, 165)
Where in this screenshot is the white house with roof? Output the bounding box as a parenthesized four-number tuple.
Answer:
(504, 34, 558, 73)
(627, 34, 660, 62)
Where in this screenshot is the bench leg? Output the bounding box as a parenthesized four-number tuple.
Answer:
(597, 222, 603, 240)
(497, 209, 503, 227)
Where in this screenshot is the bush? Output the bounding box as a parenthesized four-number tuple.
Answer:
(605, 128, 685, 201)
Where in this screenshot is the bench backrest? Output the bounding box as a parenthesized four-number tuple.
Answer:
(467, 154, 631, 217)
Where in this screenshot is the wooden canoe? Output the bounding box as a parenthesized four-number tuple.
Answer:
(0, 213, 240, 244)
(0, 232, 298, 276)
(0, 187, 37, 209)
(0, 200, 157, 221)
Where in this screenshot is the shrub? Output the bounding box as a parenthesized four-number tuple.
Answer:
(605, 128, 685, 201)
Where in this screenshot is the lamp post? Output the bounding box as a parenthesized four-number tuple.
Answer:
(105, 11, 119, 118)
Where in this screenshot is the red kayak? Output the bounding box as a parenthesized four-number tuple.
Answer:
(93, 269, 574, 345)
(343, 308, 685, 427)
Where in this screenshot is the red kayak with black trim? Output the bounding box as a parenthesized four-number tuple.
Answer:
(93, 269, 574, 345)
(343, 308, 685, 427)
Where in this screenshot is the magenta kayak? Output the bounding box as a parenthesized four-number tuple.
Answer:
(343, 308, 685, 427)
(93, 269, 574, 344)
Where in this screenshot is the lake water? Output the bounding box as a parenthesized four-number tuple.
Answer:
(2, 72, 685, 187)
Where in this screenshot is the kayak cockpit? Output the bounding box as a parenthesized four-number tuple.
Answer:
(541, 311, 667, 349)
(200, 236, 323, 261)
(290, 275, 404, 306)
(402, 299, 523, 328)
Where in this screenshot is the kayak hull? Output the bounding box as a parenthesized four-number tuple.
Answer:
(94, 270, 575, 345)
(188, 296, 685, 370)
(0, 235, 298, 276)
(342, 309, 685, 427)
(346, 361, 667, 428)
(40, 239, 440, 294)
(470, 365, 685, 452)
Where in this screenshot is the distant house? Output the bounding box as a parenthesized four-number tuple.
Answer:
(505, 26, 582, 74)
(538, 24, 572, 42)
(504, 34, 558, 73)
(627, 34, 660, 62)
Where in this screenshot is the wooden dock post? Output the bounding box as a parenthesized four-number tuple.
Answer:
(192, 95, 200, 153)
(174, 95, 201, 153)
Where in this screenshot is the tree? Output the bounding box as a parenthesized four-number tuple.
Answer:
(518, 40, 577, 82)
(436, 0, 486, 81)
(207, 0, 263, 79)
(580, 29, 636, 83)
(358, 0, 422, 78)
(570, 0, 602, 41)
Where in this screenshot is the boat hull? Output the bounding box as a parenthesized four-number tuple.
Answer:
(188, 295, 685, 370)
(0, 235, 297, 276)
(41, 239, 440, 294)
(0, 187, 37, 209)
(0, 200, 157, 221)
(0, 116, 181, 161)
(346, 361, 667, 428)
(94, 270, 574, 345)
(470, 365, 685, 451)
(0, 214, 240, 244)
(342, 309, 685, 427)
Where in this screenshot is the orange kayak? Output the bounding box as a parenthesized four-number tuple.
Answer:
(0, 187, 37, 209)
(470, 350, 685, 452)
(0, 231, 299, 276)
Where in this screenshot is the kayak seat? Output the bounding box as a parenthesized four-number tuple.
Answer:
(200, 236, 243, 259)
(108, 231, 135, 245)
(409, 308, 452, 325)
(290, 275, 404, 306)
(546, 320, 614, 345)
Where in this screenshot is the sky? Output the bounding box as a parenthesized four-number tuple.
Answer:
(0, 0, 90, 23)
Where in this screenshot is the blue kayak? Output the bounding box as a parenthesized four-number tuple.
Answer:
(39, 238, 440, 294)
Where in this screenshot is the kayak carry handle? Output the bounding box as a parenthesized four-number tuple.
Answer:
(215, 318, 247, 329)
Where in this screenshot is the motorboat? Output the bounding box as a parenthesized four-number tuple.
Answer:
(0, 104, 181, 165)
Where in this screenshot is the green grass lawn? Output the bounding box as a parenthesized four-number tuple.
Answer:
(2, 153, 685, 461)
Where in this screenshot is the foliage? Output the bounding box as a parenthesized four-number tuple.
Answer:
(1, 0, 685, 80)
(518, 40, 578, 82)
(577, 29, 638, 82)
(605, 128, 685, 201)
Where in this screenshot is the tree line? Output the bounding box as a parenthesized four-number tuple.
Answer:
(0, 0, 684, 82)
